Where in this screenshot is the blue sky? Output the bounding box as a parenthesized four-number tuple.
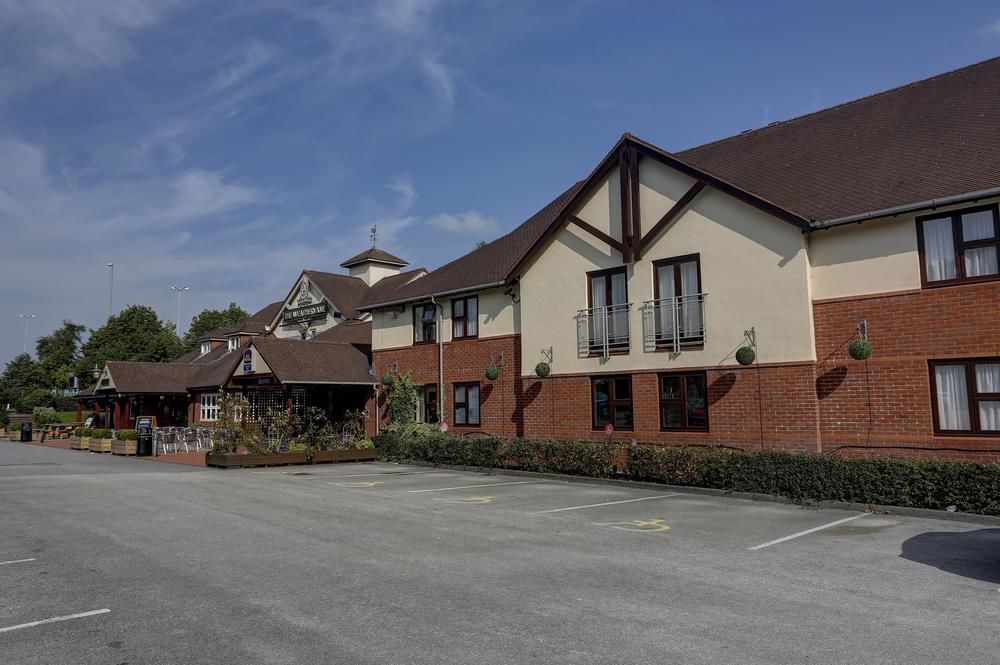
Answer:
(2, 0, 999, 366)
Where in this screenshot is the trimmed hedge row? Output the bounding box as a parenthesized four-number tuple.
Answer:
(375, 431, 1000, 515)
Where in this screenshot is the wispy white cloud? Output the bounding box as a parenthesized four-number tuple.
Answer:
(375, 0, 440, 33)
(419, 53, 457, 106)
(426, 211, 498, 235)
(210, 39, 278, 92)
(979, 18, 1000, 35)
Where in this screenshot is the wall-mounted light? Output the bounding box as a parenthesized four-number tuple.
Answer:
(503, 287, 520, 303)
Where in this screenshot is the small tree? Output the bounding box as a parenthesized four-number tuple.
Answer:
(384, 370, 419, 427)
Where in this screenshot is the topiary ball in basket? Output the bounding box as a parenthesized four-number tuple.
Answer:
(848, 339, 872, 360)
(535, 361, 551, 378)
(380, 372, 395, 387)
(735, 346, 756, 366)
(485, 365, 500, 381)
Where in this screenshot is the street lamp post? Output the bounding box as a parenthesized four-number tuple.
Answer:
(107, 263, 114, 319)
(170, 285, 190, 336)
(18, 314, 36, 354)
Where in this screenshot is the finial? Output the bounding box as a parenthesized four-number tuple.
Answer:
(370, 225, 378, 247)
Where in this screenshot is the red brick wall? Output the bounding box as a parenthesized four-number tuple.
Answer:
(813, 280, 1000, 460)
(369, 280, 1000, 460)
(518, 363, 820, 451)
(370, 335, 521, 438)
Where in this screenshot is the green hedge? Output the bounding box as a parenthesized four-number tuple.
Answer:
(114, 429, 138, 441)
(91, 429, 113, 439)
(374, 431, 1000, 515)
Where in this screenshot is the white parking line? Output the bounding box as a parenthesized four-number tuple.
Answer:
(408, 480, 546, 493)
(0, 558, 36, 566)
(748, 513, 870, 551)
(0, 609, 110, 634)
(535, 494, 681, 514)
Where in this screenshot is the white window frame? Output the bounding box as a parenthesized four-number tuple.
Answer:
(228, 337, 239, 352)
(200, 341, 211, 355)
(200, 393, 220, 422)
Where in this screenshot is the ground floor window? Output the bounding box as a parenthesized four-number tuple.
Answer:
(931, 359, 1000, 435)
(419, 384, 438, 423)
(200, 394, 219, 422)
(453, 383, 480, 427)
(592, 376, 633, 430)
(659, 372, 708, 431)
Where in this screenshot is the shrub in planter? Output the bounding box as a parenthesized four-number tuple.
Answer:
(485, 365, 500, 381)
(735, 346, 756, 366)
(114, 429, 138, 441)
(849, 339, 873, 360)
(92, 429, 113, 440)
(535, 361, 551, 378)
(380, 372, 396, 387)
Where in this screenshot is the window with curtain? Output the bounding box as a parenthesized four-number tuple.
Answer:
(452, 296, 478, 339)
(413, 303, 437, 343)
(591, 375, 633, 430)
(587, 268, 629, 353)
(918, 205, 1000, 286)
(654, 254, 704, 347)
(453, 383, 480, 426)
(930, 359, 1000, 434)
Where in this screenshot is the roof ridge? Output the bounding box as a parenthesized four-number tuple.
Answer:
(678, 55, 1000, 155)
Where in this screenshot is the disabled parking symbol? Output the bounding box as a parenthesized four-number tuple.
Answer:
(592, 518, 671, 533)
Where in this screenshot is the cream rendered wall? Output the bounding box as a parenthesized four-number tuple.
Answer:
(349, 262, 401, 287)
(246, 345, 272, 375)
(272, 274, 343, 340)
(576, 168, 622, 240)
(370, 288, 519, 351)
(808, 196, 1000, 300)
(519, 158, 815, 376)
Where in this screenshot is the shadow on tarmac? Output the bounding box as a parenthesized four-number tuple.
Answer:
(900, 528, 1000, 584)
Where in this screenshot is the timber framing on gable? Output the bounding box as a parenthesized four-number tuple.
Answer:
(505, 133, 811, 283)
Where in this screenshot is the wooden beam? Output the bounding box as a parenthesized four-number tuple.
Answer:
(638, 181, 706, 256)
(629, 146, 641, 261)
(567, 215, 625, 253)
(618, 145, 631, 261)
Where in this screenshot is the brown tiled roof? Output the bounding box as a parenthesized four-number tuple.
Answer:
(678, 56, 1000, 224)
(357, 181, 584, 309)
(103, 361, 200, 394)
(241, 301, 282, 331)
(340, 247, 409, 268)
(189, 351, 243, 390)
(251, 337, 374, 385)
(301, 271, 370, 319)
(358, 268, 427, 308)
(197, 327, 234, 341)
(173, 348, 202, 364)
(312, 320, 372, 345)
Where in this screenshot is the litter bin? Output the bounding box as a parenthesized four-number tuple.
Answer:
(20, 423, 32, 442)
(136, 417, 154, 456)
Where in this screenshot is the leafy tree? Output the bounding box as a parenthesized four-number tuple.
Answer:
(181, 303, 249, 354)
(474, 240, 488, 250)
(75, 305, 184, 385)
(0, 353, 46, 411)
(35, 321, 86, 390)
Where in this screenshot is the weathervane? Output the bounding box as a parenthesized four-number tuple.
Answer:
(370, 225, 378, 247)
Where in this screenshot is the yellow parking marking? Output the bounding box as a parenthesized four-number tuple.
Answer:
(433, 496, 495, 504)
(329, 480, 385, 488)
(592, 518, 671, 533)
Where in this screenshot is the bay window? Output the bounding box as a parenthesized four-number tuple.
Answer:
(918, 205, 999, 286)
(930, 359, 1000, 435)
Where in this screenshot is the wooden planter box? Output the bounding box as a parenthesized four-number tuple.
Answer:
(90, 438, 113, 453)
(205, 452, 309, 469)
(72, 437, 90, 450)
(111, 440, 137, 456)
(312, 448, 379, 464)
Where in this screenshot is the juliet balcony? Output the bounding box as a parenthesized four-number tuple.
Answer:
(641, 293, 707, 352)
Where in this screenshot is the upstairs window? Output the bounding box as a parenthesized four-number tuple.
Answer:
(227, 337, 239, 352)
(586, 268, 629, 354)
(918, 205, 999, 286)
(413, 304, 437, 343)
(653, 254, 704, 348)
(452, 296, 479, 339)
(200, 341, 211, 355)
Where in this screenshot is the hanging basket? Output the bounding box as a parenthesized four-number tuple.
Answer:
(735, 346, 756, 366)
(848, 339, 872, 360)
(485, 365, 500, 381)
(380, 372, 395, 387)
(535, 361, 551, 378)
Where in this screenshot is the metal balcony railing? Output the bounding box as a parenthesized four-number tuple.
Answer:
(641, 293, 707, 352)
(577, 303, 632, 358)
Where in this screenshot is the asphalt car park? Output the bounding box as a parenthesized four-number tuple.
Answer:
(2, 441, 999, 664)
